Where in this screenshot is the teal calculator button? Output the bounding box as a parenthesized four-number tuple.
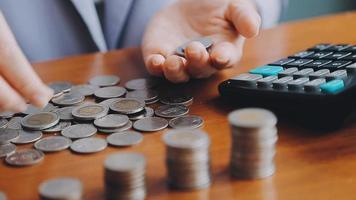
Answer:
(320, 79, 345, 94)
(250, 65, 284, 76)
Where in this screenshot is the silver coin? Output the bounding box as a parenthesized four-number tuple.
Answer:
(128, 107, 154, 121)
(0, 143, 16, 158)
(104, 152, 146, 172)
(169, 115, 204, 129)
(39, 177, 83, 200)
(97, 121, 132, 134)
(21, 112, 59, 130)
(0, 118, 8, 128)
(71, 84, 99, 96)
(125, 78, 159, 90)
(126, 89, 159, 102)
(43, 121, 72, 133)
(22, 104, 42, 115)
(89, 75, 120, 87)
(70, 137, 107, 154)
(53, 106, 75, 121)
(98, 98, 122, 107)
(94, 86, 127, 99)
(228, 108, 277, 129)
(51, 92, 85, 106)
(155, 105, 189, 118)
(160, 94, 193, 106)
(11, 130, 42, 144)
(133, 117, 168, 132)
(0, 111, 15, 119)
(94, 114, 129, 129)
(163, 129, 210, 149)
(109, 98, 145, 114)
(42, 103, 58, 112)
(5, 149, 44, 166)
(145, 97, 160, 105)
(176, 37, 213, 57)
(106, 131, 143, 147)
(34, 136, 72, 152)
(61, 124, 97, 139)
(6, 117, 22, 129)
(48, 81, 73, 96)
(72, 103, 109, 120)
(0, 129, 19, 144)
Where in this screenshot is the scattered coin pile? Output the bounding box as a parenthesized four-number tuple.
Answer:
(104, 153, 146, 200)
(38, 177, 83, 200)
(163, 129, 211, 190)
(228, 108, 278, 179)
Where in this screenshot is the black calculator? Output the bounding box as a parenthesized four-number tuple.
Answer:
(218, 44, 356, 130)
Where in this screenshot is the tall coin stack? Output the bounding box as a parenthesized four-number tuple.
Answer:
(162, 129, 211, 190)
(104, 152, 146, 200)
(228, 108, 278, 179)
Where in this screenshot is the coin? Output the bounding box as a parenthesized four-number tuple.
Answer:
(48, 81, 72, 96)
(105, 152, 146, 172)
(160, 94, 193, 106)
(163, 129, 210, 149)
(51, 92, 85, 106)
(21, 112, 59, 130)
(53, 106, 75, 121)
(0, 143, 16, 158)
(169, 115, 204, 129)
(106, 131, 143, 147)
(94, 86, 127, 99)
(126, 89, 159, 103)
(6, 117, 22, 129)
(43, 121, 72, 133)
(99, 98, 122, 107)
(39, 177, 83, 200)
(34, 136, 72, 152)
(0, 129, 19, 144)
(72, 103, 109, 120)
(70, 137, 107, 154)
(89, 75, 120, 87)
(133, 117, 168, 132)
(128, 107, 154, 121)
(176, 37, 213, 57)
(0, 111, 15, 119)
(155, 105, 189, 118)
(0, 118, 8, 128)
(109, 98, 145, 114)
(5, 149, 44, 166)
(94, 114, 129, 129)
(228, 108, 277, 129)
(11, 130, 42, 144)
(61, 124, 97, 139)
(22, 104, 42, 115)
(71, 84, 99, 96)
(97, 121, 132, 134)
(125, 78, 159, 90)
(42, 103, 58, 112)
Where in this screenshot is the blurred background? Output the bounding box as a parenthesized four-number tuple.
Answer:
(281, 0, 356, 22)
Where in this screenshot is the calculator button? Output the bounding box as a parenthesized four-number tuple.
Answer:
(272, 76, 293, 90)
(293, 68, 314, 78)
(306, 52, 332, 59)
(320, 79, 345, 94)
(325, 70, 347, 81)
(346, 63, 356, 73)
(327, 44, 352, 52)
(231, 73, 262, 87)
(304, 78, 326, 92)
(289, 51, 314, 59)
(343, 54, 356, 61)
(308, 44, 332, 51)
(288, 77, 309, 91)
(268, 58, 295, 66)
(278, 67, 298, 78)
(321, 61, 352, 70)
(285, 59, 314, 68)
(342, 45, 356, 53)
(309, 69, 330, 80)
(322, 52, 351, 60)
(302, 59, 332, 68)
(257, 76, 278, 88)
(249, 65, 284, 77)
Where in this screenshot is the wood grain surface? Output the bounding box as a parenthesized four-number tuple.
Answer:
(1, 12, 356, 200)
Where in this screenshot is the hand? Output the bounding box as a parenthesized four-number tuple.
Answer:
(142, 0, 261, 83)
(0, 12, 53, 112)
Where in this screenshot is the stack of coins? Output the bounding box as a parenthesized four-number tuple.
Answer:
(38, 177, 83, 200)
(162, 129, 211, 190)
(104, 153, 146, 200)
(228, 108, 278, 179)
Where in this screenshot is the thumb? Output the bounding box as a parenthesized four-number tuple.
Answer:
(225, 0, 262, 38)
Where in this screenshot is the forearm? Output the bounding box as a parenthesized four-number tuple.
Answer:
(252, 0, 285, 28)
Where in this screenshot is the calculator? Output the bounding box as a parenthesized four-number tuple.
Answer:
(218, 44, 356, 130)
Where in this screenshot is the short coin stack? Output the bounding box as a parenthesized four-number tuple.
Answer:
(163, 129, 211, 190)
(38, 177, 83, 200)
(228, 108, 278, 179)
(104, 152, 146, 200)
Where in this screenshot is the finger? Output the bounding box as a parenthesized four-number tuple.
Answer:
(0, 12, 53, 108)
(0, 76, 27, 112)
(210, 40, 244, 70)
(185, 42, 217, 78)
(225, 0, 261, 38)
(145, 54, 165, 76)
(162, 55, 189, 83)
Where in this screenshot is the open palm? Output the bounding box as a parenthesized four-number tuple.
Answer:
(142, 0, 261, 83)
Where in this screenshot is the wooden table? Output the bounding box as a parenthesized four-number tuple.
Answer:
(1, 12, 356, 200)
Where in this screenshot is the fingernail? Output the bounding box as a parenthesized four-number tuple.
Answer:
(152, 58, 162, 66)
(33, 89, 52, 108)
(215, 55, 228, 64)
(14, 102, 27, 113)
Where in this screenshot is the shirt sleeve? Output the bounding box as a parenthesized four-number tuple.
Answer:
(253, 0, 287, 28)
